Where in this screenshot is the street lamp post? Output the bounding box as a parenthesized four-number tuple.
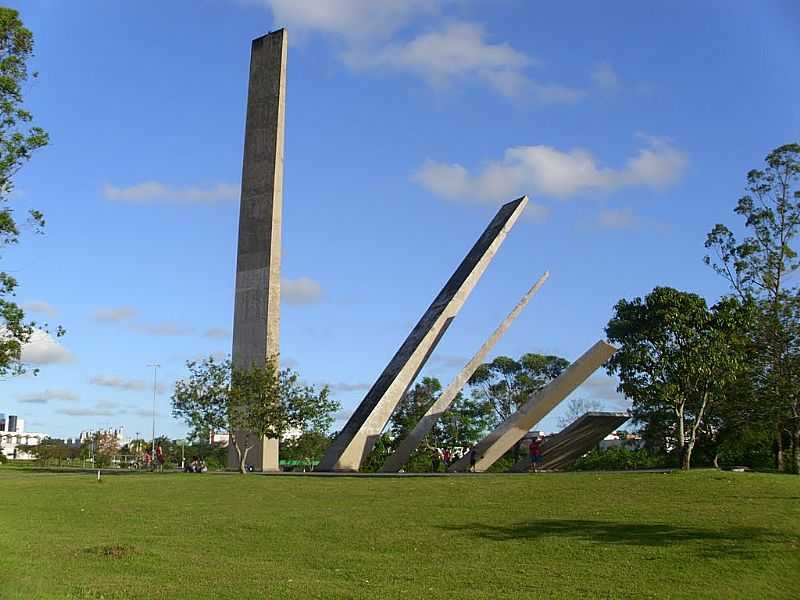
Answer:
(146, 363, 160, 468)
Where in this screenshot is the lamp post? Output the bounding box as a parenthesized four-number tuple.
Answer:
(146, 363, 160, 466)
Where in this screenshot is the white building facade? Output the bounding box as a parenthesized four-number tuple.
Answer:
(0, 414, 48, 460)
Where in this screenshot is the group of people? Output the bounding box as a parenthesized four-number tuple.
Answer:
(430, 446, 479, 472)
(183, 456, 208, 473)
(429, 435, 545, 473)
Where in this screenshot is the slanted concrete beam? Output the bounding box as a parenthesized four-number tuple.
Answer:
(380, 272, 550, 472)
(448, 340, 617, 473)
(229, 29, 287, 472)
(509, 411, 630, 472)
(318, 197, 529, 472)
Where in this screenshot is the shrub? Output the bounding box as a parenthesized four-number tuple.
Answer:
(571, 447, 674, 471)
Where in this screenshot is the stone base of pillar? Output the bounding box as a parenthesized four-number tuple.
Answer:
(226, 434, 280, 472)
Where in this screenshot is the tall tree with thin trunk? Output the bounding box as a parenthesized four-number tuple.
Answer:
(704, 143, 800, 472)
(0, 8, 59, 377)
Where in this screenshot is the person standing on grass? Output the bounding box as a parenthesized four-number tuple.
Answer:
(443, 448, 451, 467)
(469, 448, 477, 472)
(529, 436, 543, 473)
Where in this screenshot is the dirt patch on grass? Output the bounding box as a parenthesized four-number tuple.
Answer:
(81, 544, 137, 559)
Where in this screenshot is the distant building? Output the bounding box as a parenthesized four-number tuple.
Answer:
(0, 414, 48, 460)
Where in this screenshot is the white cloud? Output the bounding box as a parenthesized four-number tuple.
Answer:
(328, 382, 371, 393)
(596, 209, 638, 230)
(429, 354, 469, 369)
(16, 388, 79, 404)
(258, 0, 438, 39)
(20, 329, 74, 365)
(89, 375, 167, 394)
(93, 306, 138, 322)
(103, 182, 239, 204)
(346, 21, 537, 97)
(282, 277, 323, 306)
(591, 62, 619, 91)
(413, 137, 688, 202)
(130, 322, 193, 336)
(58, 405, 117, 418)
(22, 300, 58, 317)
(254, 3, 580, 100)
(204, 328, 231, 339)
(90, 375, 145, 391)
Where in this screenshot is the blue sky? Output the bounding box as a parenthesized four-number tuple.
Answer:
(3, 0, 799, 440)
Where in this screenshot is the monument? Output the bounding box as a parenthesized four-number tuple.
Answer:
(229, 29, 287, 472)
(448, 340, 617, 472)
(317, 197, 529, 472)
(380, 272, 550, 472)
(510, 411, 630, 472)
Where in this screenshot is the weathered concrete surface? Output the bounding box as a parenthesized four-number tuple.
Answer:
(318, 197, 529, 472)
(448, 340, 617, 472)
(510, 411, 629, 472)
(229, 30, 287, 472)
(380, 271, 550, 472)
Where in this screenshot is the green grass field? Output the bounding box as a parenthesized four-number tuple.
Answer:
(0, 469, 798, 599)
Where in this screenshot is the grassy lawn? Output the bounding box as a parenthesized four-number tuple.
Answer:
(0, 469, 797, 599)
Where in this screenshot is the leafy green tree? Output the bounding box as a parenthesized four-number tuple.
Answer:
(468, 353, 570, 426)
(171, 356, 339, 474)
(281, 431, 333, 467)
(606, 287, 752, 470)
(0, 8, 59, 378)
(26, 437, 74, 466)
(705, 144, 800, 472)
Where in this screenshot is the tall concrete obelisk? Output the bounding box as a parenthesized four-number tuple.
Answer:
(229, 29, 287, 472)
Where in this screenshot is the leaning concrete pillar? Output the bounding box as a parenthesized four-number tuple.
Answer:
(380, 271, 550, 472)
(318, 197, 529, 472)
(509, 411, 629, 472)
(448, 340, 617, 473)
(229, 29, 287, 472)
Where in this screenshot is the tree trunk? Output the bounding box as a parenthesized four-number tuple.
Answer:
(233, 439, 246, 474)
(240, 446, 251, 474)
(682, 442, 693, 471)
(792, 426, 800, 475)
(776, 423, 785, 472)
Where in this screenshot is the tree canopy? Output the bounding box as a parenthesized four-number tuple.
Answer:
(0, 8, 56, 378)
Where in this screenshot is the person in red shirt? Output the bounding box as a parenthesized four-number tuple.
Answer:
(529, 436, 543, 473)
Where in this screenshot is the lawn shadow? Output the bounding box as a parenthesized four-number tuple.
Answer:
(444, 519, 794, 558)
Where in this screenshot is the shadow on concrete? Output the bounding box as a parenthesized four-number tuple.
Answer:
(443, 519, 793, 557)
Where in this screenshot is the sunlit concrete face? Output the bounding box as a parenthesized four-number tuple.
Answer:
(229, 30, 287, 472)
(380, 272, 550, 473)
(448, 340, 617, 473)
(318, 197, 529, 472)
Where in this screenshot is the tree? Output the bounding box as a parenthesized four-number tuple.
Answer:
(558, 396, 604, 429)
(79, 431, 120, 468)
(0, 8, 58, 378)
(704, 143, 800, 472)
(605, 287, 751, 470)
(26, 438, 75, 466)
(171, 356, 339, 474)
(468, 353, 569, 426)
